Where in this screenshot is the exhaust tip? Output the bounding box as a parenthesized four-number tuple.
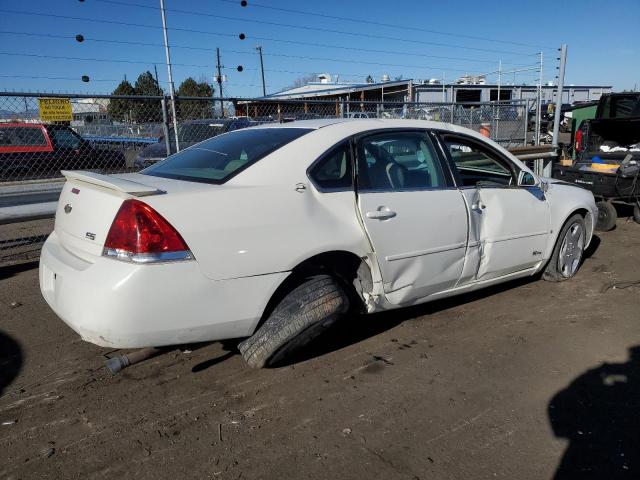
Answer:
(105, 355, 130, 374)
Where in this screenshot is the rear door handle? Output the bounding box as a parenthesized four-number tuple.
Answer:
(471, 202, 486, 213)
(366, 207, 397, 220)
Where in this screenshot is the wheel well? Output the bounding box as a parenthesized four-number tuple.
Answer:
(571, 207, 592, 242)
(255, 251, 371, 332)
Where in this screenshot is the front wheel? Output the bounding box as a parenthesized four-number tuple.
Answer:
(543, 214, 586, 282)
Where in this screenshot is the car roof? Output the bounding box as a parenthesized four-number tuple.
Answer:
(250, 118, 464, 133)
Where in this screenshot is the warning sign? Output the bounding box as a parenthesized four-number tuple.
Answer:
(38, 98, 73, 122)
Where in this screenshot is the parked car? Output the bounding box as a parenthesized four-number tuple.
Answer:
(134, 117, 255, 168)
(0, 122, 125, 180)
(346, 112, 375, 119)
(40, 119, 597, 368)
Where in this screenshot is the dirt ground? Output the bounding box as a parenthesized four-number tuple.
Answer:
(1, 217, 639, 480)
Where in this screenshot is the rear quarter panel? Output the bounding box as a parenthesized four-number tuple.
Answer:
(142, 128, 373, 281)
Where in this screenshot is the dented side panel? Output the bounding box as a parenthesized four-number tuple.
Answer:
(458, 186, 551, 282)
(357, 189, 468, 305)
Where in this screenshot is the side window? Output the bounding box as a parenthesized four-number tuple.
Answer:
(357, 131, 447, 191)
(443, 135, 515, 187)
(309, 142, 353, 191)
(50, 128, 81, 149)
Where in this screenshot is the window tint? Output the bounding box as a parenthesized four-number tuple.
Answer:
(0, 127, 47, 147)
(357, 131, 446, 191)
(309, 142, 352, 190)
(601, 95, 640, 119)
(443, 135, 515, 187)
(171, 123, 225, 144)
(144, 127, 312, 184)
(50, 128, 81, 149)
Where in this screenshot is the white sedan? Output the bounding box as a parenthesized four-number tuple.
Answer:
(40, 119, 597, 368)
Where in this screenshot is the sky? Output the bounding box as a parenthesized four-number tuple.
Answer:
(0, 0, 638, 97)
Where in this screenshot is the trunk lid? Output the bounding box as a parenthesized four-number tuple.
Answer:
(54, 171, 165, 259)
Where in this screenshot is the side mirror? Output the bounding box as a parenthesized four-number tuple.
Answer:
(518, 171, 537, 187)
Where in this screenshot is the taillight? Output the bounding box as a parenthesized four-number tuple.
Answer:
(103, 199, 192, 263)
(575, 129, 583, 153)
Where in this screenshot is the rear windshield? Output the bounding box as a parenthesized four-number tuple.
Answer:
(0, 126, 48, 147)
(143, 127, 312, 184)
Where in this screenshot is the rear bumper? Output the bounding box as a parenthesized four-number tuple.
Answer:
(39, 232, 288, 348)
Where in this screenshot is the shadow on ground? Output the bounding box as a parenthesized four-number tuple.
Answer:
(549, 346, 640, 479)
(0, 331, 23, 397)
(0, 260, 39, 281)
(272, 274, 540, 367)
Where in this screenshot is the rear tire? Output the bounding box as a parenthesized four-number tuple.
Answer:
(633, 203, 640, 224)
(595, 201, 617, 231)
(238, 275, 349, 368)
(543, 214, 586, 282)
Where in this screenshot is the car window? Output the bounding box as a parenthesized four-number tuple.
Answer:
(173, 123, 227, 144)
(357, 131, 447, 191)
(50, 128, 81, 149)
(0, 126, 48, 147)
(143, 127, 313, 184)
(442, 135, 515, 187)
(309, 142, 353, 191)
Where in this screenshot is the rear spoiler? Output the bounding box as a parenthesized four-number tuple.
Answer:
(61, 171, 164, 196)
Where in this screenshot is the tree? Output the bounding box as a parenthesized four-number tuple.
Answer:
(176, 77, 214, 119)
(366, 75, 374, 84)
(107, 79, 135, 123)
(132, 71, 164, 123)
(287, 73, 318, 90)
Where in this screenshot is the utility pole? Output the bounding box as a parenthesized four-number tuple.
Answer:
(216, 47, 224, 117)
(159, 0, 180, 152)
(496, 59, 502, 140)
(551, 44, 568, 149)
(256, 46, 266, 96)
(535, 51, 544, 148)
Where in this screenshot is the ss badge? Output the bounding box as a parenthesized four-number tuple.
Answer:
(85, 232, 96, 241)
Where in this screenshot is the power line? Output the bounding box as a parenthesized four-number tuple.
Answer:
(92, 0, 548, 54)
(216, 0, 556, 51)
(12, 4, 533, 56)
(0, 30, 530, 67)
(0, 51, 213, 68)
(0, 49, 497, 79)
(0, 74, 117, 82)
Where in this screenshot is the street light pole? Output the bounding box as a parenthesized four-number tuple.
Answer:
(159, 0, 180, 152)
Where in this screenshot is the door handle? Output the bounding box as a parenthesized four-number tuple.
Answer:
(366, 207, 397, 220)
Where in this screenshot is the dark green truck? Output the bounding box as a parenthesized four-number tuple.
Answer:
(553, 93, 640, 230)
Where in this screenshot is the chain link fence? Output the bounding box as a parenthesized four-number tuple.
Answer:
(0, 91, 531, 265)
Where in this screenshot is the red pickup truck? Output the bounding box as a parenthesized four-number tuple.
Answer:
(0, 122, 125, 181)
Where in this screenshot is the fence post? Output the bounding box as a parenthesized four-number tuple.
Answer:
(161, 97, 171, 156)
(523, 100, 529, 147)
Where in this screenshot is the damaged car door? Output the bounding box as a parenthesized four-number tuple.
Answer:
(356, 130, 468, 304)
(440, 133, 550, 282)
